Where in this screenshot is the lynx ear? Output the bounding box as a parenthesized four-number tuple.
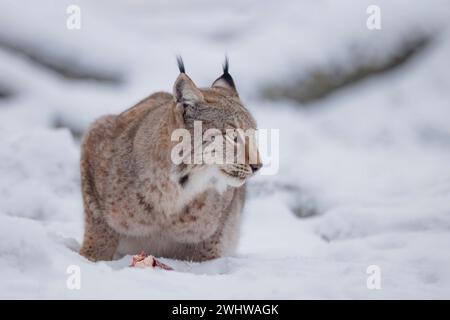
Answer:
(212, 56, 237, 94)
(173, 56, 204, 104)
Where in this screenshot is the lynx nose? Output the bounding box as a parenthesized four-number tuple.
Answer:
(250, 163, 262, 173)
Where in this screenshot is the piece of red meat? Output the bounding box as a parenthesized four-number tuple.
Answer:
(130, 252, 173, 270)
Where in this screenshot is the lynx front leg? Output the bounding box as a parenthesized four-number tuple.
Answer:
(80, 206, 119, 262)
(177, 234, 226, 262)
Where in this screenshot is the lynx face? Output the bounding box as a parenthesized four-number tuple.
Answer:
(172, 58, 262, 189)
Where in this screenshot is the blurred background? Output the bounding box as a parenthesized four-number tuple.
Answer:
(0, 0, 450, 299)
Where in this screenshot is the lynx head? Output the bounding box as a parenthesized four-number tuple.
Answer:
(171, 57, 262, 189)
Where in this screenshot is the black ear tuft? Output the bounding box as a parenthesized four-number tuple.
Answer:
(217, 56, 236, 90)
(176, 55, 185, 73)
(223, 56, 230, 75)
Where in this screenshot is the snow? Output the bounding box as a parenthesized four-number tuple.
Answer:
(1, 0, 450, 299)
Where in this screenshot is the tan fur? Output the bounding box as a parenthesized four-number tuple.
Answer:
(80, 70, 261, 262)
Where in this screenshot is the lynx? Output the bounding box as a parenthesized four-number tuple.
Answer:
(79, 58, 262, 262)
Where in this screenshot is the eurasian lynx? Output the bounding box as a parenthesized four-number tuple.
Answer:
(79, 58, 261, 262)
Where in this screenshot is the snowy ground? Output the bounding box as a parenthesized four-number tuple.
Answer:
(1, 0, 450, 299)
